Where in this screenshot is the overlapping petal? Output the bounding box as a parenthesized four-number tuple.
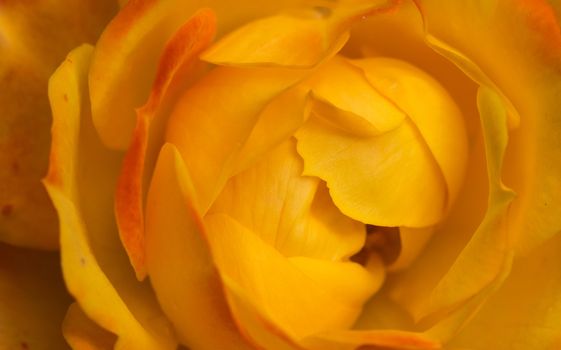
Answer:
(414, 0, 561, 256)
(115, 7, 216, 280)
(201, 0, 400, 68)
(44, 45, 176, 350)
(89, 0, 309, 150)
(62, 303, 117, 350)
(210, 139, 366, 261)
(166, 66, 310, 213)
(145, 143, 252, 350)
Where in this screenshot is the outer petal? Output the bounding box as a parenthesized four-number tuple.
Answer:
(145, 143, 253, 350)
(89, 0, 309, 150)
(201, 0, 401, 67)
(62, 303, 117, 350)
(44, 45, 176, 350)
(114, 7, 216, 280)
(0, 0, 117, 249)
(414, 0, 561, 256)
(447, 231, 561, 349)
(389, 88, 514, 340)
(0, 243, 71, 350)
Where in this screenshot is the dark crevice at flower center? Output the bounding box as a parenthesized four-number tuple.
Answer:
(351, 225, 401, 265)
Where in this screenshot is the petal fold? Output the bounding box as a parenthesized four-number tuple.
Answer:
(45, 44, 177, 350)
(145, 143, 253, 350)
(115, 7, 216, 280)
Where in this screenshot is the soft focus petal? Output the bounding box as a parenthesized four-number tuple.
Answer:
(295, 112, 446, 228)
(301, 329, 439, 350)
(447, 231, 561, 349)
(44, 45, 176, 350)
(166, 66, 309, 213)
(0, 0, 117, 249)
(388, 227, 434, 272)
(390, 88, 514, 337)
(145, 143, 252, 350)
(115, 7, 216, 280)
(415, 0, 561, 257)
(0, 243, 71, 350)
(63, 303, 117, 350)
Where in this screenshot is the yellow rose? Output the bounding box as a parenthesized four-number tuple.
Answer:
(2, 0, 561, 349)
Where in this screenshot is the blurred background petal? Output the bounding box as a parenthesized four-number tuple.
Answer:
(0, 0, 118, 249)
(0, 242, 71, 349)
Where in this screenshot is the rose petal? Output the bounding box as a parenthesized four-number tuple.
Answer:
(350, 57, 468, 209)
(301, 329, 440, 350)
(0, 0, 117, 249)
(44, 45, 176, 350)
(0, 243, 71, 350)
(114, 7, 216, 280)
(62, 303, 117, 350)
(233, 85, 311, 174)
(145, 143, 253, 349)
(210, 139, 366, 261)
(309, 56, 406, 135)
(390, 88, 515, 332)
(166, 66, 310, 213)
(89, 0, 316, 150)
(415, 0, 561, 257)
(201, 0, 400, 67)
(205, 213, 379, 341)
(446, 231, 561, 349)
(295, 110, 447, 228)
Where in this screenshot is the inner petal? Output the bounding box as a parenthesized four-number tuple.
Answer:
(296, 114, 447, 227)
(209, 138, 365, 261)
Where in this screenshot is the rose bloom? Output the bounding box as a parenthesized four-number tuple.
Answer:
(1, 0, 561, 349)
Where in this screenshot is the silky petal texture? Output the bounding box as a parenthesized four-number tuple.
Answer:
(343, 0, 481, 142)
(115, 8, 216, 280)
(295, 114, 446, 228)
(205, 213, 379, 341)
(309, 56, 406, 135)
(145, 143, 253, 350)
(44, 45, 176, 350)
(166, 66, 310, 213)
(89, 0, 308, 150)
(415, 0, 561, 256)
(63, 303, 117, 350)
(350, 57, 468, 209)
(389, 88, 515, 337)
(0, 243, 71, 350)
(210, 139, 365, 261)
(0, 0, 117, 249)
(233, 85, 312, 174)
